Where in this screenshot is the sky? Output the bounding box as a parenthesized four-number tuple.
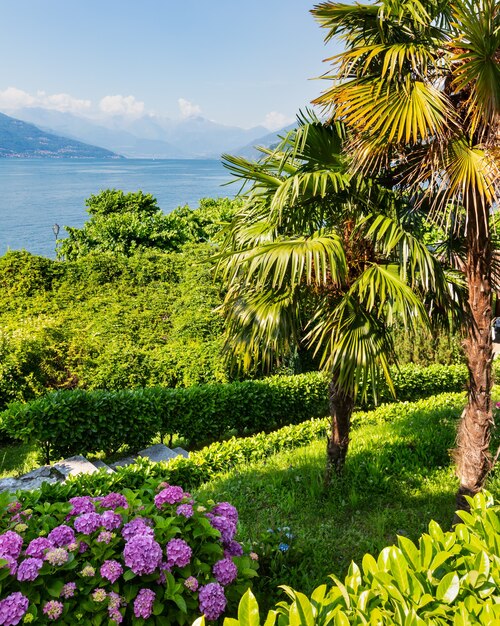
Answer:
(0, 0, 342, 130)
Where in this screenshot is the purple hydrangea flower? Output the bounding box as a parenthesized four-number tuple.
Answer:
(0, 592, 29, 626)
(101, 511, 122, 531)
(198, 583, 227, 622)
(43, 600, 63, 621)
(166, 538, 192, 568)
(100, 559, 123, 584)
(176, 503, 194, 518)
(48, 525, 75, 548)
(74, 512, 102, 534)
(68, 496, 95, 516)
(184, 576, 199, 592)
(133, 589, 155, 619)
(0, 554, 17, 575)
(154, 486, 185, 507)
(0, 531, 23, 560)
(108, 592, 122, 610)
(213, 558, 238, 586)
(121, 518, 154, 542)
(79, 542, 89, 554)
(212, 502, 238, 525)
(98, 493, 128, 510)
(107, 593, 124, 624)
(109, 609, 123, 624)
(16, 557, 43, 582)
(60, 582, 76, 599)
(45, 548, 69, 566)
(207, 514, 236, 543)
(97, 531, 113, 544)
(123, 535, 162, 575)
(224, 540, 243, 557)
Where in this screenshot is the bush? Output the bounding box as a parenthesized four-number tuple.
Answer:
(0, 482, 257, 625)
(6, 392, 466, 505)
(204, 491, 500, 625)
(0, 364, 469, 461)
(0, 373, 329, 461)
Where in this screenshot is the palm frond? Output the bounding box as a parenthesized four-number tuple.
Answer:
(219, 234, 348, 291)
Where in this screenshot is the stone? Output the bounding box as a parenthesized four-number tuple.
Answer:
(138, 444, 178, 463)
(172, 446, 189, 458)
(109, 456, 137, 469)
(0, 466, 62, 493)
(53, 455, 100, 479)
(91, 460, 115, 473)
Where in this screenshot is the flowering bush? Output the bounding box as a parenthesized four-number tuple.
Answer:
(0, 484, 257, 624)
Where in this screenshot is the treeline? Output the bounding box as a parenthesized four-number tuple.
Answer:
(0, 192, 463, 411)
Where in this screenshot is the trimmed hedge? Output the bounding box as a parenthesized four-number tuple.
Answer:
(0, 364, 470, 460)
(10, 392, 467, 506)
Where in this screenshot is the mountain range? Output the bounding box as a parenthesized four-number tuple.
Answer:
(0, 112, 119, 159)
(1, 107, 289, 159)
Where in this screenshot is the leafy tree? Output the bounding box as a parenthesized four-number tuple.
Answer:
(311, 0, 500, 509)
(58, 191, 240, 260)
(218, 114, 453, 480)
(57, 189, 184, 259)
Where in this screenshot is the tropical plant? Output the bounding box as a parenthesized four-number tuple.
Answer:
(311, 0, 500, 509)
(218, 113, 455, 481)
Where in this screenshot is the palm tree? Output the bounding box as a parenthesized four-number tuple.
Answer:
(311, 0, 500, 509)
(218, 114, 454, 482)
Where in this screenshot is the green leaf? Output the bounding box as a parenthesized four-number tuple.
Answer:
(435, 572, 460, 604)
(288, 593, 315, 626)
(237, 589, 261, 626)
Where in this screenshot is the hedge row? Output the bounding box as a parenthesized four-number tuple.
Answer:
(11, 391, 467, 507)
(212, 491, 500, 625)
(0, 364, 470, 460)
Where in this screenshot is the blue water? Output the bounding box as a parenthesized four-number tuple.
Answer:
(0, 159, 233, 258)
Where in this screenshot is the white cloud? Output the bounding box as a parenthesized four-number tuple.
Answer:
(98, 94, 145, 117)
(0, 86, 91, 114)
(178, 98, 201, 118)
(37, 91, 91, 113)
(262, 111, 293, 131)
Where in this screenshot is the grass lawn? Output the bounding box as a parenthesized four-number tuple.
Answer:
(196, 391, 500, 608)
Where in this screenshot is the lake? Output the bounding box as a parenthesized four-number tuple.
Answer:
(0, 159, 233, 258)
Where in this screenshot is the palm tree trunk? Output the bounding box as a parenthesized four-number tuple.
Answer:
(325, 376, 354, 485)
(454, 206, 494, 513)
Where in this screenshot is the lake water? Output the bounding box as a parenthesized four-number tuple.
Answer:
(0, 159, 233, 258)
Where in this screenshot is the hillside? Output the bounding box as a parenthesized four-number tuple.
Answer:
(0, 112, 121, 158)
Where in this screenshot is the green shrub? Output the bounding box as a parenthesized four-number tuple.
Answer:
(9, 392, 466, 505)
(202, 491, 500, 625)
(0, 364, 469, 460)
(0, 373, 329, 461)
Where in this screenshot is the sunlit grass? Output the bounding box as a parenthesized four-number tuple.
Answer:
(196, 390, 500, 605)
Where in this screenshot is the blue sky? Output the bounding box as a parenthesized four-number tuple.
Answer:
(0, 1, 341, 129)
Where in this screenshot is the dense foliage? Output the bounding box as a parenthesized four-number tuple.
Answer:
(5, 391, 467, 503)
(0, 483, 257, 625)
(0, 365, 470, 461)
(201, 492, 500, 625)
(0, 198, 238, 411)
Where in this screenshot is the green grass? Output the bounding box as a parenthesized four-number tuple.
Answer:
(196, 392, 500, 607)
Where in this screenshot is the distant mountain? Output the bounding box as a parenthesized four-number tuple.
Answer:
(0, 112, 120, 159)
(233, 123, 297, 159)
(9, 108, 271, 159)
(12, 108, 185, 159)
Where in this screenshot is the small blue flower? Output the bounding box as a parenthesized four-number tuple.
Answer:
(278, 543, 289, 552)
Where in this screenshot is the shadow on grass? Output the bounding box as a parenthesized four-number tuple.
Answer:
(197, 396, 500, 602)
